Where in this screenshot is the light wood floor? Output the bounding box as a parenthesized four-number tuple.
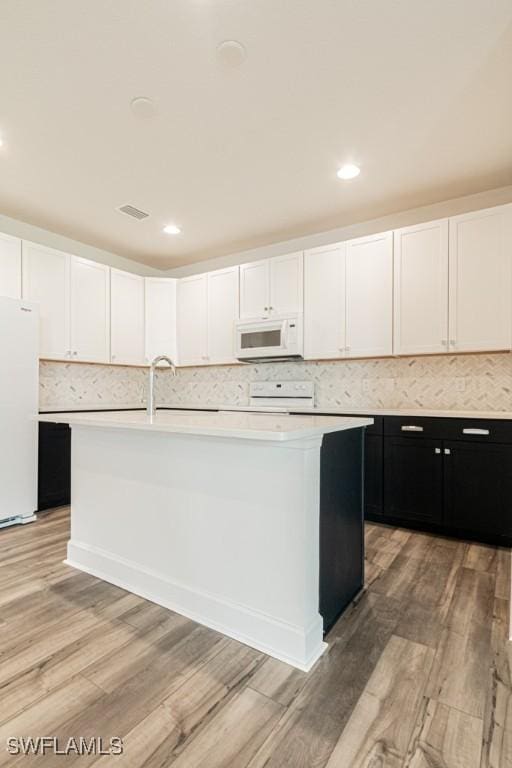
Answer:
(0, 507, 510, 767)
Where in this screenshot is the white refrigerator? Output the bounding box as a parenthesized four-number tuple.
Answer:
(0, 296, 39, 528)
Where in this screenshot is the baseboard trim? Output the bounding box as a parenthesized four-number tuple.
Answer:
(65, 540, 326, 671)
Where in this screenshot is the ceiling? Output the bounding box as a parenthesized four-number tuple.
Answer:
(0, 0, 511, 269)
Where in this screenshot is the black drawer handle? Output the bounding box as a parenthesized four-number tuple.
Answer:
(462, 428, 490, 436)
(401, 425, 424, 432)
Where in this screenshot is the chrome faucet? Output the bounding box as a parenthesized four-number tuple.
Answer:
(147, 355, 176, 416)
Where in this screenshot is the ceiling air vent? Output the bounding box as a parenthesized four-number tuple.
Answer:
(117, 204, 149, 220)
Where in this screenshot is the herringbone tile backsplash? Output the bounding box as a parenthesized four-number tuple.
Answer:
(39, 353, 512, 411)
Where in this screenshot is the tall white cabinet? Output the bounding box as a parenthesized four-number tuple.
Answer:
(345, 231, 393, 358)
(239, 252, 303, 320)
(207, 267, 239, 364)
(70, 257, 110, 363)
(177, 274, 208, 366)
(110, 269, 145, 365)
(0, 233, 22, 299)
(304, 244, 345, 360)
(394, 219, 449, 355)
(448, 205, 512, 353)
(22, 242, 71, 360)
(145, 278, 177, 364)
(177, 266, 239, 366)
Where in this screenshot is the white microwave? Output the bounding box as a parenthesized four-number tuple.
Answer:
(235, 315, 303, 362)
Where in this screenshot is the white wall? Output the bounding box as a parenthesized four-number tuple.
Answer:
(0, 213, 161, 277)
(165, 185, 512, 277)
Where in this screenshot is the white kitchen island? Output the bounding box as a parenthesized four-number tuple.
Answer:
(38, 409, 371, 670)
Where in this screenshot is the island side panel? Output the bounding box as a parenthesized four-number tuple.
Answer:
(66, 425, 326, 670)
(319, 427, 365, 633)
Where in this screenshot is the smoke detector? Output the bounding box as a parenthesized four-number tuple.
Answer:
(117, 204, 150, 221)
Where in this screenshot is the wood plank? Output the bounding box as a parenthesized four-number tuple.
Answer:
(324, 635, 434, 768)
(248, 656, 307, 707)
(480, 597, 512, 768)
(406, 699, 483, 768)
(425, 624, 492, 719)
(463, 543, 498, 574)
(0, 676, 104, 768)
(90, 642, 264, 768)
(247, 594, 403, 768)
(169, 688, 284, 768)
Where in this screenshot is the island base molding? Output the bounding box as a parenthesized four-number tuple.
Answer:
(66, 425, 332, 671)
(66, 541, 326, 671)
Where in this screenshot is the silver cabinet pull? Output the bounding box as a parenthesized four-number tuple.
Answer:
(401, 425, 424, 432)
(444, 448, 451, 455)
(441, 339, 448, 347)
(462, 428, 490, 435)
(435, 447, 441, 454)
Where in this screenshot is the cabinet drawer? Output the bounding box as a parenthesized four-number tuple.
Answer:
(441, 419, 512, 445)
(384, 416, 446, 440)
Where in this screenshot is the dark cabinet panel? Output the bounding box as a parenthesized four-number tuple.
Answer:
(320, 428, 364, 634)
(364, 433, 383, 517)
(444, 440, 512, 540)
(38, 423, 71, 511)
(384, 437, 443, 524)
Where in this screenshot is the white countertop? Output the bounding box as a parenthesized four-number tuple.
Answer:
(38, 409, 372, 442)
(38, 403, 512, 420)
(159, 404, 512, 420)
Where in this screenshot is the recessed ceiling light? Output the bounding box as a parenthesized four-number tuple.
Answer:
(130, 97, 157, 119)
(337, 164, 361, 180)
(163, 224, 181, 235)
(216, 40, 247, 68)
(0, 137, 4, 148)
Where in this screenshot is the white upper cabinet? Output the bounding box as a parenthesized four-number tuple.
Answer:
(110, 269, 145, 365)
(269, 252, 303, 316)
(345, 231, 393, 358)
(70, 257, 110, 363)
(304, 244, 346, 360)
(448, 205, 512, 353)
(0, 233, 22, 299)
(177, 273, 208, 366)
(22, 241, 71, 360)
(239, 260, 270, 320)
(207, 266, 239, 364)
(145, 278, 177, 365)
(239, 252, 303, 320)
(394, 219, 449, 355)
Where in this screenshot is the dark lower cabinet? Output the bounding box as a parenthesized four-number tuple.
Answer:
(319, 428, 364, 634)
(444, 440, 512, 541)
(384, 437, 443, 524)
(364, 433, 383, 517)
(38, 423, 71, 511)
(361, 415, 512, 545)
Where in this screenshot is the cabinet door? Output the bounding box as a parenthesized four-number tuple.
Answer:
(145, 278, 177, 364)
(110, 269, 145, 365)
(239, 260, 269, 320)
(22, 241, 71, 359)
(384, 436, 443, 523)
(0, 232, 22, 299)
(364, 433, 383, 518)
(449, 205, 512, 352)
(345, 232, 393, 358)
(304, 244, 345, 359)
(177, 274, 208, 366)
(444, 440, 512, 539)
(269, 252, 303, 316)
(38, 423, 71, 511)
(70, 257, 110, 363)
(207, 267, 239, 364)
(394, 220, 449, 355)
